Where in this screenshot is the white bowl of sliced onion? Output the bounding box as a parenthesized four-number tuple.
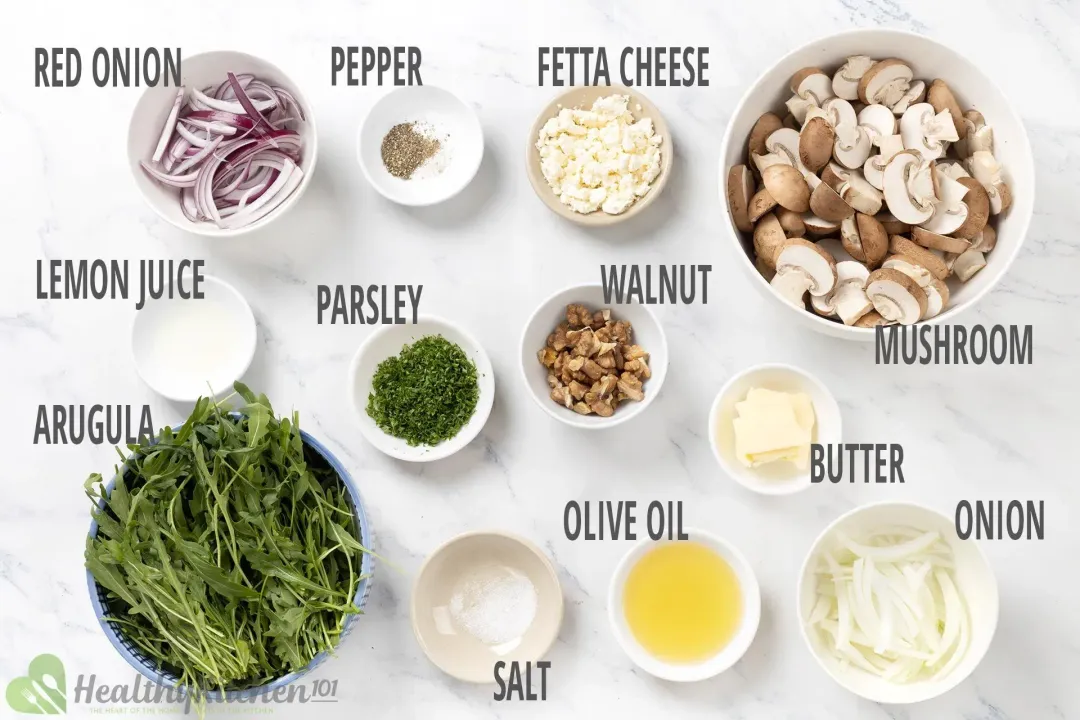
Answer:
(127, 50, 317, 237)
(797, 502, 998, 704)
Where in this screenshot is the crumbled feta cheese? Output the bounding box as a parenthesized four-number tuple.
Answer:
(535, 94, 663, 215)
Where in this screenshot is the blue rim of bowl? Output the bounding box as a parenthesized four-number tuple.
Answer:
(85, 417, 373, 700)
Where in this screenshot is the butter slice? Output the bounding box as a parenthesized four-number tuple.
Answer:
(731, 387, 815, 470)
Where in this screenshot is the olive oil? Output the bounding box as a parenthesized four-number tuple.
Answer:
(623, 541, 742, 663)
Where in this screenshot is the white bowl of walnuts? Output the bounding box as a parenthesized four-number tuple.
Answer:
(719, 29, 1034, 340)
(520, 284, 668, 429)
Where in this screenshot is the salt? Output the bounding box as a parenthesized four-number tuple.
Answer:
(448, 563, 538, 645)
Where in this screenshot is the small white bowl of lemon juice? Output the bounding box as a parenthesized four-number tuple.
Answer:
(608, 528, 760, 681)
(131, 274, 257, 402)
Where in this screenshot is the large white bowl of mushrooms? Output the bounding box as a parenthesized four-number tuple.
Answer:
(719, 29, 1033, 340)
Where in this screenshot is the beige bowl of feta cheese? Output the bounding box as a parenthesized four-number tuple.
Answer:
(527, 85, 673, 225)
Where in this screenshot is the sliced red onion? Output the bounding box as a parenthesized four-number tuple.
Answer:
(152, 88, 185, 163)
(171, 136, 224, 176)
(180, 187, 200, 222)
(193, 86, 276, 116)
(175, 123, 214, 147)
(221, 160, 303, 230)
(183, 110, 256, 130)
(140, 161, 198, 187)
(141, 71, 305, 229)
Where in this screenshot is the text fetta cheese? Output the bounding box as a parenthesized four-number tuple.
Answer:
(535, 94, 663, 215)
(732, 388, 815, 470)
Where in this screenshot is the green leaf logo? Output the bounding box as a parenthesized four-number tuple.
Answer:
(5, 654, 66, 714)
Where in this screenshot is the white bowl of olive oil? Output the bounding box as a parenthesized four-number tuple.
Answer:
(608, 528, 761, 681)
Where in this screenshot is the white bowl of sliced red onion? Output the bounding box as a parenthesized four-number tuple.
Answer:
(128, 50, 317, 237)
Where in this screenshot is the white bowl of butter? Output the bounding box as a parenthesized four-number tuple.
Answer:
(708, 364, 841, 495)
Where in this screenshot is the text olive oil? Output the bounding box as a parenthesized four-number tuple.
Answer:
(623, 541, 742, 663)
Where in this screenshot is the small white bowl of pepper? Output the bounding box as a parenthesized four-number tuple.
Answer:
(357, 85, 484, 206)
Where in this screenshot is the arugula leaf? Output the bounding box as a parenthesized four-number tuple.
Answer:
(84, 383, 366, 697)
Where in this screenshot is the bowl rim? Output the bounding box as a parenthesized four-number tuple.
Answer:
(525, 84, 674, 226)
(717, 27, 1035, 339)
(129, 273, 258, 402)
(346, 314, 495, 462)
(518, 282, 669, 429)
(409, 529, 565, 683)
(85, 422, 373, 700)
(356, 84, 485, 207)
(707, 362, 841, 496)
(607, 527, 761, 681)
(795, 500, 1000, 703)
(126, 49, 319, 239)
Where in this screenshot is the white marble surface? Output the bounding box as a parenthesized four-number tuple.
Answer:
(1, 0, 1078, 718)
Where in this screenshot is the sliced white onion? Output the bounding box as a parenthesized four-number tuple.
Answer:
(807, 526, 970, 684)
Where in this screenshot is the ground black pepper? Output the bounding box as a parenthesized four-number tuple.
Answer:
(381, 122, 442, 179)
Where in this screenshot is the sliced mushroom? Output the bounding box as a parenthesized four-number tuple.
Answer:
(821, 163, 845, 192)
(950, 248, 987, 282)
(777, 208, 806, 237)
(811, 261, 873, 325)
(866, 267, 927, 324)
(923, 278, 951, 319)
(840, 212, 888, 268)
(770, 238, 838, 307)
(815, 237, 856, 263)
(800, 116, 836, 172)
(748, 186, 779, 223)
(806, 98, 872, 169)
(863, 134, 904, 190)
(832, 56, 876, 100)
(882, 151, 936, 225)
(753, 212, 787, 271)
(920, 167, 971, 236)
(857, 104, 897, 144)
(883, 254, 936, 288)
(726, 165, 755, 233)
(787, 68, 835, 123)
(889, 235, 950, 280)
(890, 80, 926, 115)
(955, 110, 993, 159)
(825, 162, 883, 215)
(755, 254, 776, 281)
(748, 112, 784, 158)
(858, 59, 913, 107)
(876, 211, 911, 235)
(762, 127, 817, 182)
(969, 224, 996, 253)
(809, 181, 855, 222)
(926, 79, 967, 139)
(951, 177, 990, 240)
(936, 160, 971, 180)
(966, 150, 1012, 214)
(853, 310, 890, 328)
(913, 226, 971, 254)
(899, 103, 959, 162)
(762, 164, 811, 212)
(783, 113, 799, 130)
(834, 125, 873, 169)
(803, 214, 841, 236)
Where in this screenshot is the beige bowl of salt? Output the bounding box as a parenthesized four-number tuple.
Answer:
(410, 531, 564, 683)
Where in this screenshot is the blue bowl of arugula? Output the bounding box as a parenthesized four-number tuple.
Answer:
(85, 386, 373, 702)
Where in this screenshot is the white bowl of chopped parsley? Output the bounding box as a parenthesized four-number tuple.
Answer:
(348, 316, 495, 462)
